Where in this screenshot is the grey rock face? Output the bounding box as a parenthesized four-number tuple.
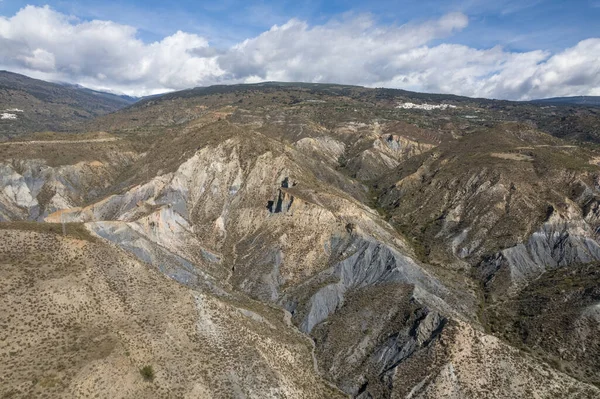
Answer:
(88, 221, 223, 295)
(0, 156, 137, 221)
(309, 282, 448, 397)
(267, 188, 294, 214)
(299, 236, 448, 333)
(481, 206, 600, 292)
(373, 310, 446, 375)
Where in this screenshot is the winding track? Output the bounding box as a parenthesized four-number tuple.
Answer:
(0, 137, 118, 145)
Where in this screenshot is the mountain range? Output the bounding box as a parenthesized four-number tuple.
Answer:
(0, 71, 137, 139)
(0, 71, 599, 398)
(531, 96, 600, 107)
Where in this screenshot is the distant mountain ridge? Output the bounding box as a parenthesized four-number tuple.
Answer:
(531, 96, 600, 106)
(57, 81, 139, 103)
(0, 70, 137, 139)
(3, 70, 600, 144)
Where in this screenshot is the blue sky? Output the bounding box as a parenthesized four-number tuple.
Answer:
(1, 1, 599, 98)
(2, 0, 599, 50)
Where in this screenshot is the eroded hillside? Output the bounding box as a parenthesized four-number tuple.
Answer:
(1, 82, 600, 398)
(0, 224, 343, 398)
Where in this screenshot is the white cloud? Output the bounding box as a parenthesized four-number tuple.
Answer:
(0, 5, 224, 95)
(21, 48, 56, 71)
(0, 5, 599, 99)
(217, 13, 469, 84)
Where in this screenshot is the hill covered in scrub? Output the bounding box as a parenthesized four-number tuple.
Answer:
(532, 96, 600, 107)
(0, 71, 136, 139)
(1, 78, 600, 398)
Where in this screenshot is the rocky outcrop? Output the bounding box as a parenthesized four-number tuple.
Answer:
(0, 155, 138, 221)
(296, 237, 450, 333)
(267, 178, 296, 214)
(0, 162, 40, 220)
(88, 220, 223, 293)
(347, 133, 437, 181)
(480, 203, 600, 294)
(293, 136, 346, 166)
(312, 291, 447, 398)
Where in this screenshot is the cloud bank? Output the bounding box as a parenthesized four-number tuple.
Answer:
(1, 5, 599, 99)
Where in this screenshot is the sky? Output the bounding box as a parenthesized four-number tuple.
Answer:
(0, 1, 599, 99)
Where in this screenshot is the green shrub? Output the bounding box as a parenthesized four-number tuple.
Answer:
(140, 365, 154, 381)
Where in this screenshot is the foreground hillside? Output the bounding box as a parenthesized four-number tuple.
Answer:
(1, 82, 599, 398)
(0, 71, 136, 139)
(0, 224, 342, 398)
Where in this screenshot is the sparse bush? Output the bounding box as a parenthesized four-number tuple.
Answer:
(140, 365, 154, 381)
